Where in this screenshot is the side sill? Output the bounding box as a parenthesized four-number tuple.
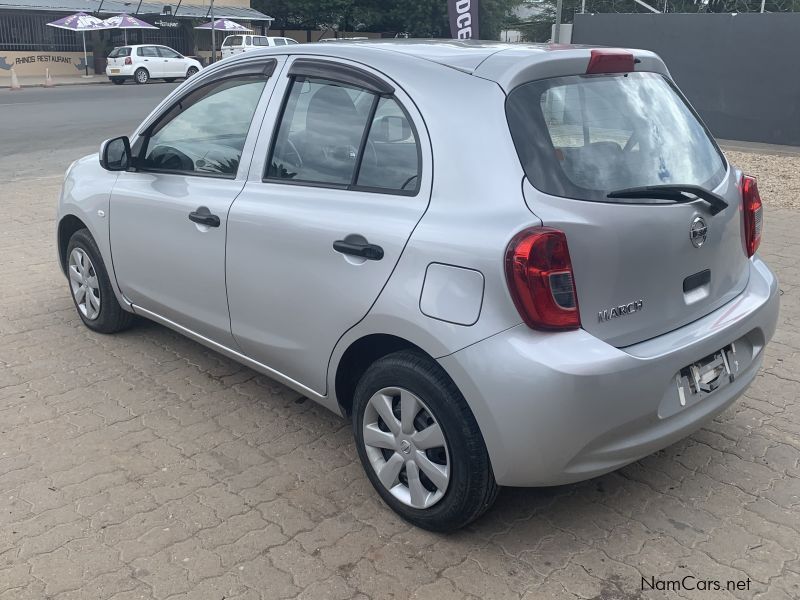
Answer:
(131, 304, 334, 410)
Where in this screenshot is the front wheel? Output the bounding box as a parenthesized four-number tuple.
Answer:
(353, 350, 498, 531)
(185, 67, 198, 78)
(134, 68, 149, 84)
(66, 229, 135, 334)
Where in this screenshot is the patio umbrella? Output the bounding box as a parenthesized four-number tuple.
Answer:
(194, 19, 251, 32)
(102, 14, 158, 45)
(194, 19, 251, 65)
(47, 12, 109, 77)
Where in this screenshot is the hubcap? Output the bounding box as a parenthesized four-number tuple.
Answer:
(137, 71, 146, 82)
(68, 248, 101, 320)
(362, 387, 450, 509)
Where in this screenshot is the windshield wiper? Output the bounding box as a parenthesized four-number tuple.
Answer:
(606, 184, 729, 216)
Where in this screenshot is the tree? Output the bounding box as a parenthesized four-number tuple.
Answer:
(253, 0, 525, 39)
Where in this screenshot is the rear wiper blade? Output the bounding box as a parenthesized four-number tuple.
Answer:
(606, 184, 728, 216)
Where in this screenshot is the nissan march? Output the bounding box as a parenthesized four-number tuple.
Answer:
(57, 40, 779, 531)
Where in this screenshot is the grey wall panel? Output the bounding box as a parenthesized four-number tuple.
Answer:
(573, 13, 800, 146)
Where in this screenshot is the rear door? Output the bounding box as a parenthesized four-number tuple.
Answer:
(138, 46, 163, 77)
(226, 58, 430, 394)
(507, 72, 749, 347)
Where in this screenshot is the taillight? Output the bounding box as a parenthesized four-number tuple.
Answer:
(124, 57, 132, 65)
(741, 175, 763, 257)
(505, 227, 581, 331)
(586, 49, 635, 74)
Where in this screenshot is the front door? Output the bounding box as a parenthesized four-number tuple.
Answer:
(226, 59, 431, 394)
(110, 68, 277, 346)
(156, 46, 183, 77)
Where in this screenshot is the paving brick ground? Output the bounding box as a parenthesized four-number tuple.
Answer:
(1, 171, 798, 600)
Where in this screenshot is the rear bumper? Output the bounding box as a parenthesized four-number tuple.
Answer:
(439, 257, 779, 487)
(105, 65, 135, 78)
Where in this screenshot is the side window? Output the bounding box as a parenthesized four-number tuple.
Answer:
(140, 76, 267, 177)
(245, 36, 252, 45)
(286, 38, 299, 45)
(267, 78, 373, 185)
(139, 46, 159, 57)
(273, 38, 286, 46)
(157, 47, 181, 58)
(356, 97, 420, 192)
(253, 37, 269, 46)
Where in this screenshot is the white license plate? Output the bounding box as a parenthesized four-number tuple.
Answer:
(110, 68, 120, 74)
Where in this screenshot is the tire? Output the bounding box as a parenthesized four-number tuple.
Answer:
(111, 77, 125, 85)
(185, 67, 198, 79)
(66, 229, 135, 334)
(164, 78, 176, 83)
(134, 68, 149, 84)
(353, 350, 498, 532)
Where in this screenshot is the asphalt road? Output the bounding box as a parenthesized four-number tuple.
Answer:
(2, 82, 180, 179)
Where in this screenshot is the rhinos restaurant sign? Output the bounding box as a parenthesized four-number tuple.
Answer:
(448, 0, 479, 39)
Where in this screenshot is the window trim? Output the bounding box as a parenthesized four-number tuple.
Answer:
(132, 71, 273, 180)
(262, 72, 422, 197)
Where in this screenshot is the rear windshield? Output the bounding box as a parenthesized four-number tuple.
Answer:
(506, 72, 726, 202)
(108, 47, 131, 58)
(224, 36, 243, 46)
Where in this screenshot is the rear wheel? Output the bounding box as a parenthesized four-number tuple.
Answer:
(352, 350, 498, 531)
(110, 77, 125, 85)
(186, 67, 198, 78)
(66, 229, 135, 334)
(134, 68, 149, 84)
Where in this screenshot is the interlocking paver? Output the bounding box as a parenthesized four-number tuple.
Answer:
(2, 160, 798, 599)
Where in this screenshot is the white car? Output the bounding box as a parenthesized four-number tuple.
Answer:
(220, 35, 298, 58)
(106, 45, 202, 85)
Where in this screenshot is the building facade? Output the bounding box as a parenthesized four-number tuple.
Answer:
(0, 0, 272, 77)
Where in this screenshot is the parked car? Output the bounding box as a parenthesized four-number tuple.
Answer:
(220, 34, 298, 58)
(58, 41, 779, 531)
(106, 45, 202, 84)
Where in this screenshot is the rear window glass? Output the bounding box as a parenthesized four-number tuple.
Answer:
(506, 72, 726, 202)
(253, 37, 269, 46)
(108, 47, 131, 58)
(224, 36, 243, 46)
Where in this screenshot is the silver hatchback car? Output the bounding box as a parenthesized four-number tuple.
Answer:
(57, 40, 779, 531)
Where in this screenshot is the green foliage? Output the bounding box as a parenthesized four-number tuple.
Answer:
(253, 0, 525, 39)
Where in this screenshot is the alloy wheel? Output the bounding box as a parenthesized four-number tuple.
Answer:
(68, 248, 101, 320)
(362, 387, 450, 509)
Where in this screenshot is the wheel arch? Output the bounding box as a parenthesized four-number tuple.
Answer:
(57, 214, 89, 276)
(334, 333, 432, 417)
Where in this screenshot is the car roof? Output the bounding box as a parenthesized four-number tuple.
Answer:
(214, 39, 670, 92)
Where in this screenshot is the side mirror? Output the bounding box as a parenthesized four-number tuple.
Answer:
(372, 115, 411, 143)
(99, 136, 131, 171)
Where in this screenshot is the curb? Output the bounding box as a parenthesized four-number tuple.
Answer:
(3, 79, 113, 90)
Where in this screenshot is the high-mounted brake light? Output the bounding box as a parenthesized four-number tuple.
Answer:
(741, 175, 763, 257)
(505, 227, 581, 331)
(124, 56, 132, 65)
(586, 49, 635, 74)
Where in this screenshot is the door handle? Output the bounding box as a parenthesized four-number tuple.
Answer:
(188, 206, 220, 227)
(333, 238, 384, 261)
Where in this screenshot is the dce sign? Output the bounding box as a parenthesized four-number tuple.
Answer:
(448, 0, 480, 39)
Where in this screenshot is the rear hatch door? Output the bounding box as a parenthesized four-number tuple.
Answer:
(508, 71, 749, 347)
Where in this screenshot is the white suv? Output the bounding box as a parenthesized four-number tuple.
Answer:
(106, 45, 202, 85)
(221, 35, 298, 58)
